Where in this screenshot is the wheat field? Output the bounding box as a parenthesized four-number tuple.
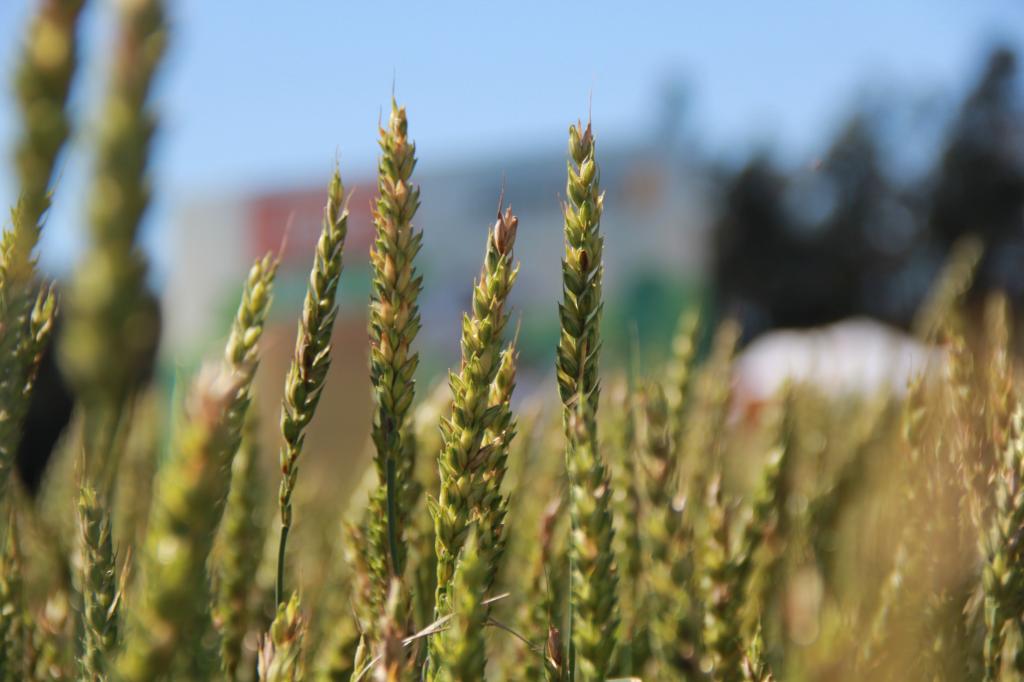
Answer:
(1, 2, 1022, 681)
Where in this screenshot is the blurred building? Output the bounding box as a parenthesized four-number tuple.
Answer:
(163, 137, 715, 374)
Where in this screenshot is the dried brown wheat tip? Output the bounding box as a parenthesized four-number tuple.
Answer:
(492, 206, 518, 256)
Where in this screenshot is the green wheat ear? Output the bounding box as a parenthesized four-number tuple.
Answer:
(115, 246, 277, 679)
(0, 285, 56, 502)
(699, 472, 743, 682)
(276, 166, 349, 604)
(432, 530, 487, 682)
(0, 513, 26, 681)
(215, 409, 268, 680)
(10, 0, 85, 259)
(114, 367, 241, 681)
(258, 592, 307, 682)
(429, 203, 519, 678)
(477, 342, 518, 593)
(59, 0, 167, 438)
(665, 309, 701, 458)
(77, 484, 120, 681)
(982, 402, 1024, 680)
(557, 120, 618, 681)
(0, 0, 85, 504)
(366, 98, 424, 592)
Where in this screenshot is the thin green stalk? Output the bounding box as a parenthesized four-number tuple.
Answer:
(556, 120, 617, 681)
(429, 205, 519, 676)
(276, 167, 349, 605)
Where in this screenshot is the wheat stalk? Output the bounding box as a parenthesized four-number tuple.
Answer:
(556, 120, 618, 681)
(0, 286, 56, 501)
(365, 100, 424, 607)
(77, 484, 119, 681)
(0, 0, 84, 501)
(699, 473, 743, 682)
(114, 367, 241, 680)
(58, 0, 167, 510)
(681, 319, 739, 506)
(736, 397, 794, 618)
(665, 310, 700, 459)
(982, 403, 1024, 680)
(0, 514, 25, 681)
(638, 383, 698, 676)
(8, 0, 85, 268)
(429, 204, 519, 676)
(215, 410, 268, 680)
(477, 343, 517, 594)
(431, 530, 487, 682)
(59, 0, 166, 405)
(276, 167, 349, 604)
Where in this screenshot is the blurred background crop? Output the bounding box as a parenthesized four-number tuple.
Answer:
(2, 1, 1024, 475)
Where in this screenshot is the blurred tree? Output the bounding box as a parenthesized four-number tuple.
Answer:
(931, 48, 1024, 316)
(712, 46, 1023, 346)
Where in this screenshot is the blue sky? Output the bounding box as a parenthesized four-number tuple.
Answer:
(1, 1, 1022, 281)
